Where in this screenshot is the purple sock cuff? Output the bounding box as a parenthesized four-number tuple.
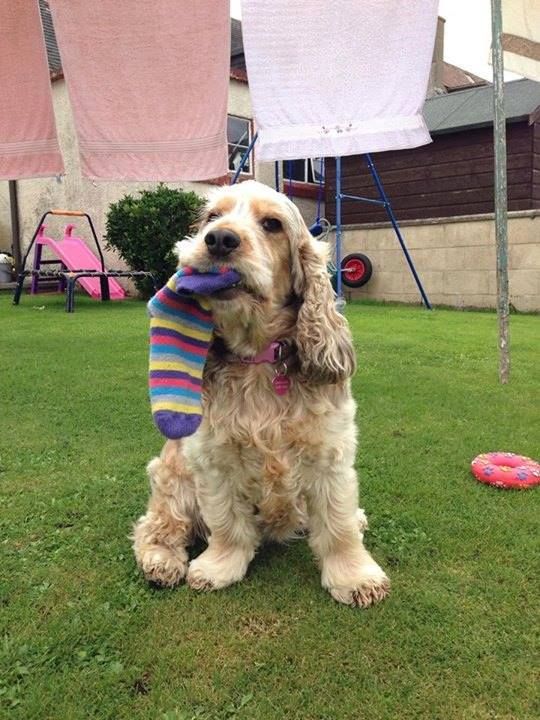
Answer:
(176, 269, 241, 295)
(153, 411, 202, 439)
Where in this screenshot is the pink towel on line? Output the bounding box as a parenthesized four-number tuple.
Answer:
(241, 0, 439, 161)
(0, 0, 64, 180)
(48, 0, 230, 181)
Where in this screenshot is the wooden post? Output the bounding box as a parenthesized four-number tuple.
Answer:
(491, 0, 510, 384)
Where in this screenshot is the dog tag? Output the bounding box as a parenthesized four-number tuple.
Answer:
(272, 373, 291, 396)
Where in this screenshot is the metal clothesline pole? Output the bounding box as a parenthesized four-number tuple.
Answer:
(334, 155, 432, 309)
(231, 131, 259, 185)
(491, 0, 510, 383)
(364, 154, 432, 310)
(335, 156, 343, 299)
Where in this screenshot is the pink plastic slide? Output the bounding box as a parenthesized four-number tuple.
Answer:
(33, 224, 125, 299)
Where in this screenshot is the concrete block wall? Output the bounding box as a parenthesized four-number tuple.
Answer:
(339, 211, 540, 311)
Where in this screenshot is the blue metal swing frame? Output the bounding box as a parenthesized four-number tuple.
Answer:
(231, 132, 431, 309)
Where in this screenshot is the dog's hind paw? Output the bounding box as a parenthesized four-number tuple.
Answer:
(137, 545, 188, 588)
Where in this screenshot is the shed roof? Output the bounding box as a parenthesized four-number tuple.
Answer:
(39, 0, 61, 73)
(441, 62, 487, 92)
(230, 19, 246, 70)
(424, 78, 540, 133)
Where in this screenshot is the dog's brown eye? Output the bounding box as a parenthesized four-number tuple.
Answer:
(207, 212, 220, 222)
(262, 217, 282, 233)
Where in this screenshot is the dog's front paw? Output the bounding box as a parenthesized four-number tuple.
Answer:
(136, 545, 188, 588)
(322, 557, 390, 608)
(187, 546, 251, 591)
(342, 573, 390, 608)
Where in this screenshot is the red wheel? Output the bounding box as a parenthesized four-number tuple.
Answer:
(341, 253, 373, 288)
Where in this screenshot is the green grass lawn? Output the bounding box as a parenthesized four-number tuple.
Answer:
(1, 293, 539, 720)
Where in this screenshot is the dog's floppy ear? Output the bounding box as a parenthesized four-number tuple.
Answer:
(290, 216, 356, 385)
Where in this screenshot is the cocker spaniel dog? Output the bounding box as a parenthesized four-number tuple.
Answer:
(133, 180, 389, 608)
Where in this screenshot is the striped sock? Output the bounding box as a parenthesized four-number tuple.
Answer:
(147, 266, 241, 439)
(148, 271, 213, 439)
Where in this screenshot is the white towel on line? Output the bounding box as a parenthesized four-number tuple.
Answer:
(240, 0, 439, 161)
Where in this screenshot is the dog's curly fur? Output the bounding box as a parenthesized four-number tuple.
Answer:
(133, 180, 389, 607)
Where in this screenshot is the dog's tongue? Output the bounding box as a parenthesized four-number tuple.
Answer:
(176, 268, 241, 296)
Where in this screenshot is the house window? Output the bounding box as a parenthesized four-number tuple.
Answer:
(282, 157, 324, 185)
(227, 115, 252, 175)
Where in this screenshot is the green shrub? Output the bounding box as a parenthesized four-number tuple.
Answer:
(105, 184, 205, 299)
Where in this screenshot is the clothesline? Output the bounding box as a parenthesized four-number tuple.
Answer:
(2, 0, 438, 182)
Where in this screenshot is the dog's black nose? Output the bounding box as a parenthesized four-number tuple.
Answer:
(204, 228, 241, 258)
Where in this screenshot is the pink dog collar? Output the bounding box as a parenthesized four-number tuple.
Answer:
(240, 341, 285, 364)
(218, 339, 293, 396)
